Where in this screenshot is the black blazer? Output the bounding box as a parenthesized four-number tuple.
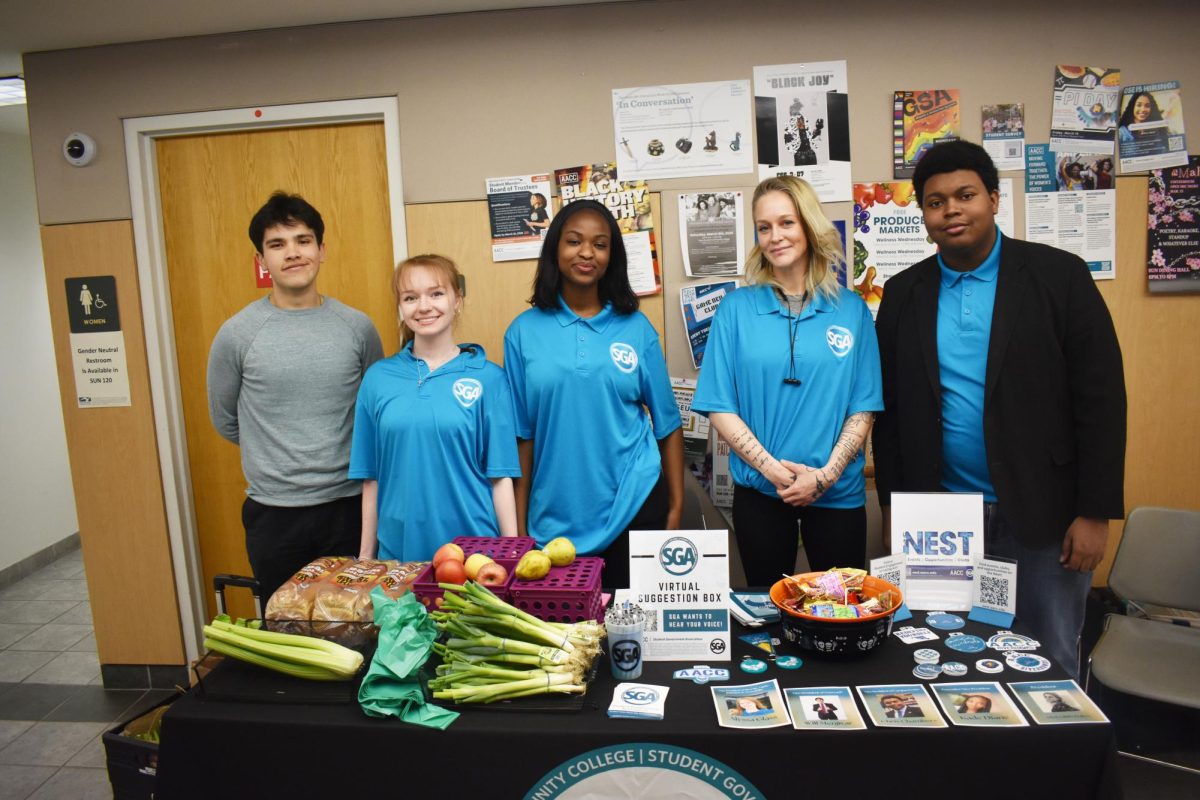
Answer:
(873, 236, 1126, 547)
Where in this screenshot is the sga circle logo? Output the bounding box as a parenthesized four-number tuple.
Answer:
(659, 536, 698, 576)
(825, 325, 853, 357)
(452, 378, 483, 408)
(621, 687, 658, 705)
(612, 639, 642, 671)
(610, 342, 638, 373)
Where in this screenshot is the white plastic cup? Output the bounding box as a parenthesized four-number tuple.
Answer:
(606, 612, 645, 680)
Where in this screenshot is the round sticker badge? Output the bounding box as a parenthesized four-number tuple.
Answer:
(1006, 653, 1051, 673)
(913, 663, 942, 680)
(925, 612, 965, 630)
(740, 658, 768, 674)
(941, 661, 969, 677)
(775, 655, 803, 670)
(945, 633, 987, 653)
(986, 631, 1041, 651)
(976, 658, 1004, 674)
(913, 648, 940, 664)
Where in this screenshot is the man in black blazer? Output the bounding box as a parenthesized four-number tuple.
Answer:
(873, 141, 1126, 677)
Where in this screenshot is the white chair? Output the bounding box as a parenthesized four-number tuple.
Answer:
(1085, 506, 1200, 773)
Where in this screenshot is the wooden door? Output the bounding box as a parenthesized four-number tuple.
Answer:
(157, 122, 397, 619)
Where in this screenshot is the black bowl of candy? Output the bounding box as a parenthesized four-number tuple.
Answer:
(769, 570, 902, 657)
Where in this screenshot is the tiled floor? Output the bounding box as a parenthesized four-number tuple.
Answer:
(0, 548, 174, 799)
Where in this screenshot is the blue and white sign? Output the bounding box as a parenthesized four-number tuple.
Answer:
(891, 492, 984, 611)
(607, 683, 669, 720)
(673, 665, 731, 685)
(630, 530, 730, 662)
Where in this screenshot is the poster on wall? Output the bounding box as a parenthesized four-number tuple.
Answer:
(677, 191, 745, 278)
(671, 377, 710, 463)
(851, 181, 935, 316)
(1147, 156, 1200, 293)
(612, 80, 753, 181)
(680, 279, 738, 369)
(981, 103, 1025, 171)
(485, 174, 554, 262)
(1049, 65, 1121, 155)
(1024, 144, 1116, 280)
(554, 163, 660, 295)
(753, 60, 851, 202)
(63, 276, 131, 408)
(893, 89, 960, 179)
(1118, 82, 1189, 172)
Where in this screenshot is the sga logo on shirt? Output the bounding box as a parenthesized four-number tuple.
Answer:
(452, 378, 483, 409)
(825, 326, 854, 358)
(610, 342, 639, 373)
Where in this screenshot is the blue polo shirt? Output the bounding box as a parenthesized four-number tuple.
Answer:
(936, 229, 1001, 501)
(692, 284, 882, 507)
(348, 343, 521, 561)
(503, 301, 681, 554)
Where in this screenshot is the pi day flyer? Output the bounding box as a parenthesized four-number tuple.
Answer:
(613, 80, 753, 181)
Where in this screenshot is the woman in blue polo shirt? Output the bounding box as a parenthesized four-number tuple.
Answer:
(350, 254, 520, 561)
(504, 199, 684, 589)
(693, 177, 882, 586)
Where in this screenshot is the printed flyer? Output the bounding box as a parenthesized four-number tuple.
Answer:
(485, 174, 553, 262)
(671, 377, 710, 463)
(890, 492, 984, 611)
(554, 163, 660, 295)
(64, 276, 132, 408)
(930, 682, 1028, 727)
(1118, 82, 1189, 172)
(680, 280, 738, 369)
(981, 103, 1025, 171)
(629, 530, 731, 662)
(612, 80, 753, 181)
(857, 684, 947, 728)
(1050, 65, 1121, 155)
(784, 686, 866, 731)
(893, 89, 960, 179)
(753, 60, 851, 202)
(678, 192, 745, 278)
(1008, 680, 1110, 725)
(1147, 157, 1200, 293)
(712, 680, 790, 729)
(851, 182, 935, 316)
(1024, 144, 1116, 280)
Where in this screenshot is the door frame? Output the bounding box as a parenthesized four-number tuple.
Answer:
(123, 98, 407, 661)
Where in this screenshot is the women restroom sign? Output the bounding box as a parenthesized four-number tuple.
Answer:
(64, 276, 131, 408)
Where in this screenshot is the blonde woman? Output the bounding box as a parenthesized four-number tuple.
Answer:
(351, 255, 520, 561)
(693, 177, 881, 585)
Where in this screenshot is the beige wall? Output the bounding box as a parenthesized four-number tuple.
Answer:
(20, 0, 1199, 662)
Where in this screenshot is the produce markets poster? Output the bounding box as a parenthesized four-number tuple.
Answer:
(851, 182, 935, 317)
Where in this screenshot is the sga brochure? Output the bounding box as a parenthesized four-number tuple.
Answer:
(784, 686, 866, 731)
(712, 680, 790, 729)
(1008, 679, 1110, 725)
(857, 684, 947, 728)
(930, 681, 1028, 727)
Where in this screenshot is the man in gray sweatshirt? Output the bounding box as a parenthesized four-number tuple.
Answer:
(207, 192, 384, 603)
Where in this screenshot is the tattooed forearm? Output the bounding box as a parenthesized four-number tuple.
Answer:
(825, 412, 874, 479)
(710, 412, 790, 488)
(730, 427, 770, 470)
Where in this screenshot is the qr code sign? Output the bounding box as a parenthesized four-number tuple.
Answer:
(980, 574, 1009, 608)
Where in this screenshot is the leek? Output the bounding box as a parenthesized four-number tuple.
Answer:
(203, 616, 363, 680)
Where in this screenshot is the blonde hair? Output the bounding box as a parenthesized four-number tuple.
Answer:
(745, 176, 844, 302)
(392, 254, 463, 347)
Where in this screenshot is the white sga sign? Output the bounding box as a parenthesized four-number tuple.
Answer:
(629, 530, 730, 662)
(890, 493, 984, 611)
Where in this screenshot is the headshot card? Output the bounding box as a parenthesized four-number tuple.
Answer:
(784, 686, 866, 731)
(711, 680, 791, 729)
(856, 684, 947, 729)
(1007, 680, 1110, 725)
(930, 681, 1028, 727)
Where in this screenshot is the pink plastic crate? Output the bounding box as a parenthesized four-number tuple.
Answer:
(412, 558, 517, 610)
(451, 536, 535, 560)
(510, 557, 604, 623)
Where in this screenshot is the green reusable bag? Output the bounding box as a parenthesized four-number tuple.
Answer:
(358, 587, 458, 729)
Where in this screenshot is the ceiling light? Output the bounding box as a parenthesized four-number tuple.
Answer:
(0, 77, 26, 107)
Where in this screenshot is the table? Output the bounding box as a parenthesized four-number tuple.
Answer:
(155, 617, 1119, 799)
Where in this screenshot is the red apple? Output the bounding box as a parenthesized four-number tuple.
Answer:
(435, 559, 467, 585)
(432, 543, 465, 569)
(476, 562, 508, 587)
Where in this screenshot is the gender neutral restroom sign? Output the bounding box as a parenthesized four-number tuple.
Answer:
(64, 276, 131, 408)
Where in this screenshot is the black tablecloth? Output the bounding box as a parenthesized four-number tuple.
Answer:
(155, 617, 1120, 799)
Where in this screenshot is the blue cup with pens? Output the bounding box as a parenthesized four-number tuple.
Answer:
(606, 602, 646, 680)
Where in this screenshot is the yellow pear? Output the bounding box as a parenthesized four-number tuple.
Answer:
(515, 550, 552, 581)
(543, 537, 576, 567)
